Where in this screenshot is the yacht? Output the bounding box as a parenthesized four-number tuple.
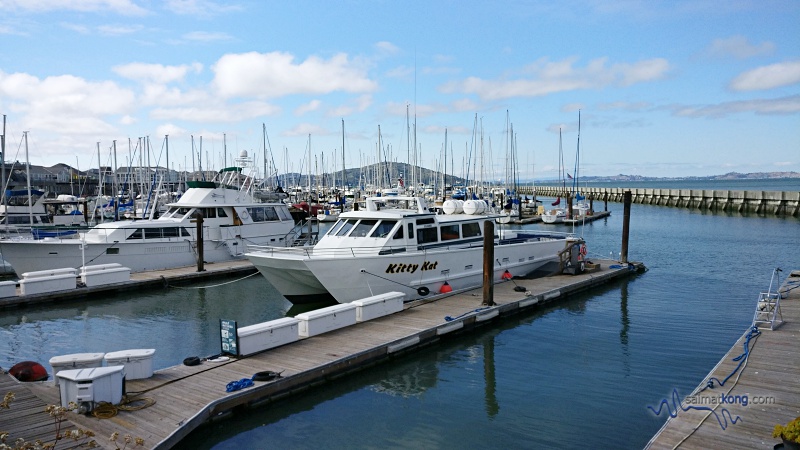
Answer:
(0, 154, 299, 275)
(246, 195, 578, 304)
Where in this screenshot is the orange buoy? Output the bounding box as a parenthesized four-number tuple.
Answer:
(440, 281, 452, 293)
(501, 270, 513, 280)
(9, 361, 48, 382)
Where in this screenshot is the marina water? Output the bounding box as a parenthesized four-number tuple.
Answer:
(1, 179, 798, 449)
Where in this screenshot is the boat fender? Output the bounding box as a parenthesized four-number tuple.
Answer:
(9, 361, 48, 382)
(417, 286, 430, 296)
(183, 356, 201, 366)
(513, 286, 527, 292)
(252, 370, 284, 382)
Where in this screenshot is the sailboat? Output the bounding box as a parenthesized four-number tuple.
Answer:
(541, 128, 567, 224)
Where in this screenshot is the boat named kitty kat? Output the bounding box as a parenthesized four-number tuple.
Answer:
(246, 195, 584, 305)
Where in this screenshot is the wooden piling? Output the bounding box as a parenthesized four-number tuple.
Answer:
(483, 220, 495, 306)
(621, 190, 631, 263)
(193, 212, 205, 272)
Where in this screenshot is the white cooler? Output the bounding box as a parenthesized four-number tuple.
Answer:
(104, 349, 155, 380)
(238, 317, 300, 356)
(49, 352, 105, 385)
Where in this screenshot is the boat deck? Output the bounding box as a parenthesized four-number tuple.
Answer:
(1, 259, 642, 449)
(646, 270, 800, 449)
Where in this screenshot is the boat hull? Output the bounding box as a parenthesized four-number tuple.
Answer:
(248, 238, 569, 304)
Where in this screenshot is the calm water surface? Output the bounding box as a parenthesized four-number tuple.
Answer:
(1, 184, 798, 449)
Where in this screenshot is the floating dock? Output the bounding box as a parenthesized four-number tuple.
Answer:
(1, 259, 642, 449)
(0, 260, 257, 309)
(646, 270, 800, 449)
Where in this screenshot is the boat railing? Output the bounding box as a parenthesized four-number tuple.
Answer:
(284, 219, 319, 247)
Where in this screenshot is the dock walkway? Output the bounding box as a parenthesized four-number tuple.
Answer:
(1, 260, 641, 449)
(647, 270, 800, 449)
(0, 260, 257, 309)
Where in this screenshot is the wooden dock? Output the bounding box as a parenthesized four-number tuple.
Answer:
(1, 259, 643, 449)
(0, 260, 257, 309)
(646, 270, 800, 449)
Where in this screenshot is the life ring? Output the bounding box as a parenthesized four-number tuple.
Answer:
(579, 244, 587, 256)
(252, 370, 284, 382)
(240, 210, 249, 219)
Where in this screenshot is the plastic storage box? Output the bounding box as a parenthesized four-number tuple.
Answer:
(351, 291, 404, 322)
(295, 303, 357, 337)
(103, 349, 155, 380)
(49, 352, 105, 385)
(238, 317, 300, 356)
(57, 366, 125, 410)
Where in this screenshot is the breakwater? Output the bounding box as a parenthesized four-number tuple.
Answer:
(523, 186, 799, 216)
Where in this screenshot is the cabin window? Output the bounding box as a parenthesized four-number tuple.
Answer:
(106, 248, 119, 255)
(462, 222, 481, 238)
(276, 207, 292, 221)
(416, 218, 435, 225)
(144, 228, 162, 239)
(127, 228, 144, 240)
(162, 227, 180, 238)
(181, 227, 192, 237)
(176, 208, 192, 218)
(334, 219, 357, 236)
(264, 207, 279, 221)
(351, 219, 378, 237)
(370, 220, 397, 238)
(327, 219, 346, 236)
(217, 208, 228, 218)
(393, 226, 404, 240)
(203, 208, 217, 219)
(407, 223, 414, 239)
(440, 224, 460, 241)
(417, 227, 438, 244)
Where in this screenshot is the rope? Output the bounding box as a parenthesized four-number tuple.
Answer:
(445, 306, 491, 322)
(669, 326, 761, 449)
(699, 326, 760, 392)
(90, 395, 157, 419)
(168, 271, 260, 289)
(360, 269, 419, 291)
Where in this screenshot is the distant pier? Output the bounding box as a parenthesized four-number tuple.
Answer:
(522, 186, 800, 216)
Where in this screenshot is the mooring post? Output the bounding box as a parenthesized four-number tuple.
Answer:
(620, 190, 631, 263)
(193, 211, 205, 272)
(567, 195, 573, 219)
(483, 220, 495, 306)
(604, 191, 608, 211)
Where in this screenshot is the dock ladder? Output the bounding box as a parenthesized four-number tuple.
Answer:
(752, 267, 784, 330)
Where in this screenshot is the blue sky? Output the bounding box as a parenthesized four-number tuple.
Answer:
(0, 0, 798, 181)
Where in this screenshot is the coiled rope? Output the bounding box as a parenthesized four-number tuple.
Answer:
(91, 395, 157, 419)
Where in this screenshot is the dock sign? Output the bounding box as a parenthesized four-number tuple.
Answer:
(220, 319, 239, 356)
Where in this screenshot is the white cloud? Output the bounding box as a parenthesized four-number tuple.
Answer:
(328, 95, 372, 117)
(597, 101, 652, 111)
(182, 31, 232, 42)
(113, 62, 203, 84)
(212, 51, 378, 99)
(441, 57, 670, 100)
(670, 95, 800, 118)
(0, 70, 136, 132)
(4, 0, 149, 15)
(98, 24, 143, 35)
(374, 41, 400, 56)
(60, 22, 90, 34)
(164, 0, 240, 16)
(155, 123, 187, 139)
(706, 35, 775, 59)
(295, 100, 321, 116)
(729, 61, 800, 91)
(150, 101, 280, 123)
(282, 123, 331, 137)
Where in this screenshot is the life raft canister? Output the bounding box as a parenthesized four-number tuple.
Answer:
(9, 361, 48, 382)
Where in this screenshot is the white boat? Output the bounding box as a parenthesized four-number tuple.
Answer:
(246, 195, 578, 305)
(541, 208, 567, 224)
(316, 208, 341, 222)
(0, 155, 300, 275)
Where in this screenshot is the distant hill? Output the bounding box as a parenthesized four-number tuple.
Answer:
(535, 171, 800, 183)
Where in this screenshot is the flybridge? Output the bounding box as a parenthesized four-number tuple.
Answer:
(365, 196, 430, 214)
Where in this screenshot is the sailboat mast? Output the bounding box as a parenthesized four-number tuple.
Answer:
(24, 131, 33, 226)
(341, 119, 345, 190)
